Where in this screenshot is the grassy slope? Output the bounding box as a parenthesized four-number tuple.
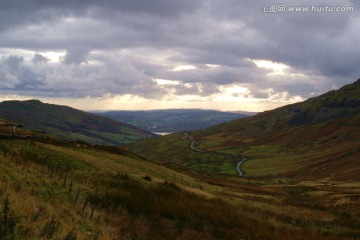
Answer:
(130, 133, 238, 175)
(128, 80, 360, 181)
(0, 121, 359, 239)
(0, 100, 155, 145)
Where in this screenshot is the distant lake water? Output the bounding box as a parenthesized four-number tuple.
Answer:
(153, 132, 172, 136)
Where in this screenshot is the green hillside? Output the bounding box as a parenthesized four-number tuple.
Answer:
(127, 80, 360, 181)
(0, 119, 359, 239)
(0, 100, 155, 145)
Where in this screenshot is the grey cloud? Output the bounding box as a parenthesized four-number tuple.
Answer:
(250, 91, 271, 99)
(0, 53, 167, 99)
(0, 56, 24, 88)
(0, 0, 359, 102)
(89, 0, 202, 17)
(2, 55, 24, 69)
(157, 60, 267, 86)
(202, 0, 360, 81)
(64, 48, 89, 65)
(0, 55, 44, 89)
(32, 53, 49, 64)
(0, 0, 202, 33)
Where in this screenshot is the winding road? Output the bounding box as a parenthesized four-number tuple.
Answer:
(185, 134, 246, 177)
(236, 158, 246, 177)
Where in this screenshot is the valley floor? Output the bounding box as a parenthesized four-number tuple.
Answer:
(0, 133, 359, 239)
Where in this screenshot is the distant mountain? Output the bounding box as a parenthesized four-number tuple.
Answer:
(230, 110, 258, 116)
(95, 109, 249, 133)
(0, 100, 155, 145)
(128, 79, 360, 181)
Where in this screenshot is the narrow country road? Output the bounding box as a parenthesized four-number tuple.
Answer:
(184, 133, 246, 177)
(190, 140, 205, 152)
(236, 158, 246, 177)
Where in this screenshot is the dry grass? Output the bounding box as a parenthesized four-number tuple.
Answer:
(0, 138, 359, 239)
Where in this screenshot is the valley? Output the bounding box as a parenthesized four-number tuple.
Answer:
(1, 1, 360, 239)
(0, 81, 359, 239)
(95, 109, 250, 133)
(0, 125, 359, 239)
(128, 80, 360, 181)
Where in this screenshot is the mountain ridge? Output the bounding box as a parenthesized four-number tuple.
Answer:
(127, 79, 360, 181)
(0, 99, 155, 145)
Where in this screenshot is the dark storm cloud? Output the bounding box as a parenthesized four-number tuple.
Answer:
(0, 0, 203, 51)
(202, 0, 360, 82)
(0, 0, 359, 101)
(0, 0, 202, 29)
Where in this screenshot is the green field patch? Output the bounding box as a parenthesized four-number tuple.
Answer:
(1, 140, 94, 171)
(218, 161, 238, 175)
(189, 160, 237, 175)
(88, 130, 141, 145)
(218, 147, 246, 155)
(242, 152, 320, 176)
(244, 144, 284, 157)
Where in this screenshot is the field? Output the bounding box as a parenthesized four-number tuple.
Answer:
(0, 125, 359, 239)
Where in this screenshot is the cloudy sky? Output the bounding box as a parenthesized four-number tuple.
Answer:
(0, 0, 359, 111)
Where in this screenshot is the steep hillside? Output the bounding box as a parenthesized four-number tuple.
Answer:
(128, 80, 360, 181)
(96, 109, 249, 133)
(0, 120, 359, 239)
(0, 100, 155, 145)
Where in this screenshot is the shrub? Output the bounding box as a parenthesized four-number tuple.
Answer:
(63, 228, 77, 240)
(40, 217, 60, 239)
(0, 195, 18, 239)
(143, 175, 152, 182)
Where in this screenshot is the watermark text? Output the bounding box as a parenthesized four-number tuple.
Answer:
(262, 5, 354, 13)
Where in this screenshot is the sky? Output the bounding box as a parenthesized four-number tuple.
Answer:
(0, 0, 359, 112)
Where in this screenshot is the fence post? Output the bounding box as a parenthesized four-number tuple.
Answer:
(68, 181, 73, 193)
(90, 205, 95, 219)
(74, 189, 80, 205)
(63, 174, 67, 187)
(82, 199, 88, 213)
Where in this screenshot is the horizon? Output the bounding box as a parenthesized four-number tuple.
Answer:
(0, 97, 259, 113)
(0, 79, 351, 113)
(0, 79, 352, 113)
(0, 92, 299, 112)
(0, 1, 359, 112)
